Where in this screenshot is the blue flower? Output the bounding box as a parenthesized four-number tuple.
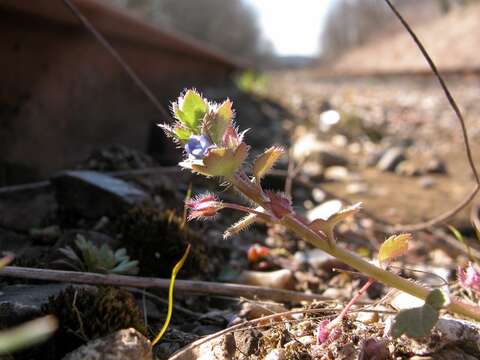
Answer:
(185, 135, 211, 159)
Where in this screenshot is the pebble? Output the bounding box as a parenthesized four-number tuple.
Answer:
(311, 188, 327, 203)
(346, 182, 369, 194)
(426, 158, 447, 174)
(324, 166, 350, 181)
(396, 161, 421, 176)
(318, 110, 340, 132)
(265, 349, 286, 360)
(376, 147, 406, 172)
(236, 269, 294, 290)
(419, 176, 436, 189)
(62, 328, 152, 360)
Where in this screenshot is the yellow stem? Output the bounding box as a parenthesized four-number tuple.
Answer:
(151, 244, 191, 346)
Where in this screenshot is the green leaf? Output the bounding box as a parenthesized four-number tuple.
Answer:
(426, 289, 448, 310)
(192, 143, 248, 177)
(378, 233, 411, 263)
(252, 146, 285, 181)
(391, 304, 439, 338)
(174, 126, 193, 141)
(204, 100, 234, 145)
(175, 90, 208, 130)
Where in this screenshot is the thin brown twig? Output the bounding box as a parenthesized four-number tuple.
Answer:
(381, 0, 480, 233)
(62, 0, 171, 121)
(0, 266, 329, 303)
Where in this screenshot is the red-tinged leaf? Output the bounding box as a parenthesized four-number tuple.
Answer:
(267, 191, 292, 219)
(378, 233, 411, 263)
(191, 143, 249, 177)
(252, 146, 285, 181)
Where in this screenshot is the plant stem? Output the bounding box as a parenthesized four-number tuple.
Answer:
(229, 175, 480, 321)
(332, 278, 374, 327)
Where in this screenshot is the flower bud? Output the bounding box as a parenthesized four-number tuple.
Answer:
(186, 193, 222, 220)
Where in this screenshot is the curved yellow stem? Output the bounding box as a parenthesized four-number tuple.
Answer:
(151, 244, 191, 346)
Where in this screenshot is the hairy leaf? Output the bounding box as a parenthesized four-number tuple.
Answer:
(224, 211, 262, 239)
(253, 146, 285, 181)
(205, 100, 233, 144)
(192, 143, 248, 177)
(174, 90, 208, 130)
(378, 233, 411, 263)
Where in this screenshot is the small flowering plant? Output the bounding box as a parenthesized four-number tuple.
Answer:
(160, 89, 480, 331)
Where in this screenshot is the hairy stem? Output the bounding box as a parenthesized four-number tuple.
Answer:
(230, 175, 480, 321)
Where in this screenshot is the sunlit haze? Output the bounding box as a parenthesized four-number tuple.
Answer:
(245, 0, 335, 56)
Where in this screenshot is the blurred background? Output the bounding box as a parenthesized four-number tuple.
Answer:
(1, 0, 478, 185)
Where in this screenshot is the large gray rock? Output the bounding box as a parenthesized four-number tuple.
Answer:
(0, 284, 72, 327)
(52, 171, 150, 218)
(62, 328, 152, 360)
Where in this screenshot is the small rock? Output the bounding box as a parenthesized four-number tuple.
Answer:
(318, 110, 341, 132)
(426, 158, 447, 174)
(311, 188, 327, 203)
(356, 311, 379, 324)
(301, 161, 323, 179)
(396, 161, 422, 177)
(52, 170, 151, 219)
(297, 335, 315, 346)
(265, 348, 286, 360)
(292, 134, 348, 167)
(303, 200, 314, 210)
(239, 301, 287, 320)
(390, 292, 424, 310)
(377, 147, 406, 172)
(236, 269, 293, 290)
(62, 328, 152, 360)
(294, 249, 334, 270)
(346, 182, 368, 195)
(322, 287, 350, 299)
(306, 200, 343, 222)
(331, 134, 348, 147)
(419, 176, 436, 189)
(359, 338, 390, 360)
(324, 166, 350, 181)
